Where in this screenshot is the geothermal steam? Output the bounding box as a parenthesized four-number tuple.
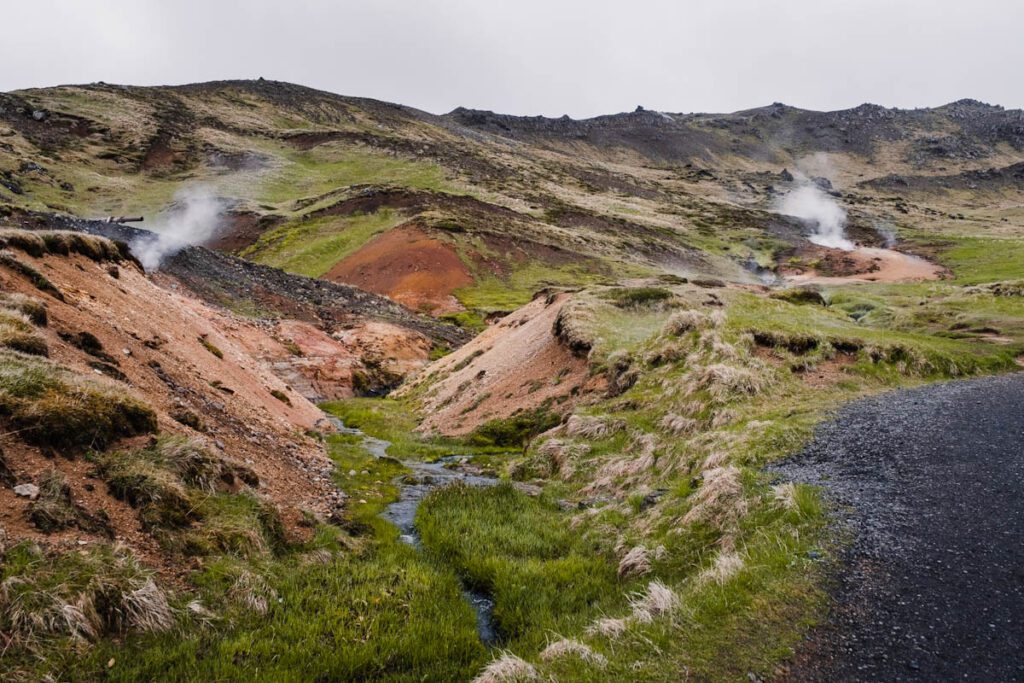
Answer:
(778, 176, 854, 251)
(134, 186, 226, 270)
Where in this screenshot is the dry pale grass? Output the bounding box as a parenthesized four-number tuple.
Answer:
(0, 292, 47, 325)
(582, 432, 662, 494)
(566, 414, 624, 439)
(772, 482, 799, 510)
(473, 652, 538, 682)
(698, 551, 745, 585)
(682, 465, 745, 527)
(587, 616, 630, 638)
(0, 542, 173, 650)
(660, 412, 699, 435)
(629, 580, 678, 623)
(694, 363, 770, 402)
(229, 570, 278, 614)
(617, 545, 652, 578)
(664, 308, 723, 336)
(124, 579, 174, 632)
(539, 638, 607, 667)
(536, 438, 590, 479)
(710, 408, 738, 429)
(701, 450, 731, 470)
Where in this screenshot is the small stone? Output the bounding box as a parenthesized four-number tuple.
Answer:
(13, 483, 39, 500)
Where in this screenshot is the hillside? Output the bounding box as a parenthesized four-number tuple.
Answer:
(1, 81, 1023, 681)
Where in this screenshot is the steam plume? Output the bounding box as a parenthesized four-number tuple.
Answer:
(133, 185, 226, 270)
(778, 177, 853, 251)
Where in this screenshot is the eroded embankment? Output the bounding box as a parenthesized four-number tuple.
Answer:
(773, 372, 1024, 681)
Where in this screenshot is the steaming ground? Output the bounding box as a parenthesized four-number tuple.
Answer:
(133, 185, 226, 270)
(774, 373, 1024, 681)
(780, 182, 854, 251)
(777, 158, 856, 251)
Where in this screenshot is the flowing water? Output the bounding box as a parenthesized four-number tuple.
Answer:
(326, 416, 499, 644)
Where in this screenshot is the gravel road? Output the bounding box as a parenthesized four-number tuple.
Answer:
(774, 372, 1024, 682)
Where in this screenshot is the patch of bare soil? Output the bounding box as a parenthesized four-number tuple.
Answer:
(400, 293, 597, 436)
(324, 224, 473, 315)
(798, 353, 860, 388)
(783, 246, 944, 285)
(206, 210, 282, 253)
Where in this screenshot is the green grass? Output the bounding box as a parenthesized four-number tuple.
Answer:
(417, 483, 630, 651)
(259, 148, 450, 208)
(327, 431, 406, 533)
(241, 209, 404, 277)
(322, 398, 513, 461)
(937, 236, 1024, 284)
(454, 261, 610, 314)
(76, 543, 486, 682)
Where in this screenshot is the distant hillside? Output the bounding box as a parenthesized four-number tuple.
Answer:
(2, 80, 1022, 326)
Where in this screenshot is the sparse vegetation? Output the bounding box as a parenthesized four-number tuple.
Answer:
(0, 349, 157, 449)
(198, 335, 224, 359)
(604, 286, 673, 308)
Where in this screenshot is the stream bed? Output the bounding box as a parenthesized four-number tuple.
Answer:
(327, 416, 499, 644)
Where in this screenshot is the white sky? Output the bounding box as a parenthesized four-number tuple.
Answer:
(2, 0, 1022, 118)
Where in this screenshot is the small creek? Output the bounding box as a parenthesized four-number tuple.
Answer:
(326, 416, 499, 645)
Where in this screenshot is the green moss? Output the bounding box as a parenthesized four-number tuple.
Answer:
(603, 286, 673, 308)
(269, 388, 292, 405)
(467, 408, 561, 448)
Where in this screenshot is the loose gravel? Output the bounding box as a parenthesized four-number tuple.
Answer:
(774, 373, 1024, 682)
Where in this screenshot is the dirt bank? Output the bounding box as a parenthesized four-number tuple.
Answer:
(0, 245, 340, 575)
(400, 292, 596, 436)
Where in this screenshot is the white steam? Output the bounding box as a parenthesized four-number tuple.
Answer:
(134, 185, 226, 271)
(779, 181, 853, 251)
(776, 154, 854, 251)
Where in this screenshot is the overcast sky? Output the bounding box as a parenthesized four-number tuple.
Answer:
(3, 0, 1022, 118)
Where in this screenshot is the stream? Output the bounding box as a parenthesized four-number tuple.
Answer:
(326, 416, 499, 645)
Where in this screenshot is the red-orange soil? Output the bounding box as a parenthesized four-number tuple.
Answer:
(324, 225, 473, 315)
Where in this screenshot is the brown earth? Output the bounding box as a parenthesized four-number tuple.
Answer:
(249, 318, 433, 401)
(324, 224, 473, 314)
(400, 292, 597, 436)
(0, 246, 341, 577)
(206, 210, 283, 253)
(782, 246, 945, 285)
